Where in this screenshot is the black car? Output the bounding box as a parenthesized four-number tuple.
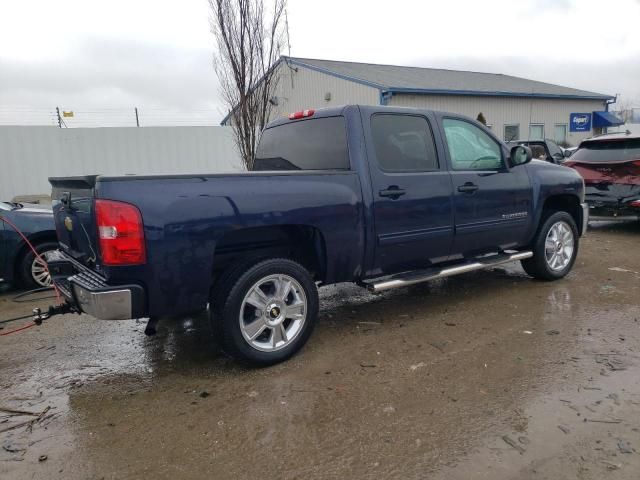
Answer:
(506, 139, 568, 164)
(0, 201, 58, 288)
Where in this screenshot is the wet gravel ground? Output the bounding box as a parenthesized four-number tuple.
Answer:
(1, 220, 639, 479)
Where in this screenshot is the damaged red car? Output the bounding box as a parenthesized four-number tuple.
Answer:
(565, 132, 640, 219)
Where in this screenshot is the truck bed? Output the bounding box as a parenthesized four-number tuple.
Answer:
(51, 171, 364, 317)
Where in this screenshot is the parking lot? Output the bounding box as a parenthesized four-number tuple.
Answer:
(1, 220, 639, 479)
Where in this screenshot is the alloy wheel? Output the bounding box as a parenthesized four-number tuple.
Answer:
(239, 274, 307, 352)
(544, 221, 575, 271)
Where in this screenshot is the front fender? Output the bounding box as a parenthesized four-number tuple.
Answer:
(525, 160, 585, 238)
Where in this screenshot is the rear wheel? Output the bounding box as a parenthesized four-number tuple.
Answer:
(521, 211, 578, 280)
(18, 241, 58, 288)
(210, 258, 319, 366)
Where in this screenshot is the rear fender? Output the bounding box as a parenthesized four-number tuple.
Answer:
(212, 224, 328, 284)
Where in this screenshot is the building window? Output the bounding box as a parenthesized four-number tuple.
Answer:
(554, 124, 568, 144)
(529, 124, 544, 140)
(504, 124, 519, 141)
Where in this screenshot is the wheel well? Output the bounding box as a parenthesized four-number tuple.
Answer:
(211, 225, 327, 284)
(542, 195, 582, 232)
(13, 231, 58, 274)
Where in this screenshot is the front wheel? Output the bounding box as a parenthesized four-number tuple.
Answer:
(211, 258, 319, 366)
(521, 211, 579, 281)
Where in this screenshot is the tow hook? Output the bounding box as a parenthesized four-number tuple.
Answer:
(33, 303, 78, 325)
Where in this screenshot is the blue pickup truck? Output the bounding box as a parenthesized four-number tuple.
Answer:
(49, 105, 588, 365)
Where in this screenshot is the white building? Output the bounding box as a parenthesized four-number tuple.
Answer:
(223, 57, 622, 146)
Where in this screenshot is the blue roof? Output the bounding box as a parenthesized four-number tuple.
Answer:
(220, 56, 614, 125)
(287, 57, 615, 101)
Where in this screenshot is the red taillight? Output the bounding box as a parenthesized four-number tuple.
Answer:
(288, 109, 314, 120)
(95, 199, 146, 265)
(631, 200, 640, 208)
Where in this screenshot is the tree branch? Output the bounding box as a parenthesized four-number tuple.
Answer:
(210, 0, 286, 169)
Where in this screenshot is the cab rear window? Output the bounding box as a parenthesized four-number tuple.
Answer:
(572, 139, 640, 163)
(253, 116, 349, 171)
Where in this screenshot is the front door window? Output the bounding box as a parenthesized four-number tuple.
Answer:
(443, 118, 503, 170)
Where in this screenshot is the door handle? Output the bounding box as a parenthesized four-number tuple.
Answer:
(379, 186, 406, 199)
(457, 183, 479, 193)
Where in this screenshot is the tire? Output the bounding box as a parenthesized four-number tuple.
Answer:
(210, 258, 319, 366)
(521, 211, 579, 281)
(18, 241, 58, 289)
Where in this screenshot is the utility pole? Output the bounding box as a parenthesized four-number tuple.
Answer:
(56, 106, 62, 128)
(135, 107, 140, 127)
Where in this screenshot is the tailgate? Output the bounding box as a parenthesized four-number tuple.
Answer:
(50, 176, 99, 266)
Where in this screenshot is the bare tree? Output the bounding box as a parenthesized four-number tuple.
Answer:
(612, 98, 633, 124)
(209, 0, 287, 170)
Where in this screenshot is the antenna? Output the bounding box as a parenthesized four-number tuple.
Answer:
(285, 8, 292, 58)
(55, 106, 68, 128)
(284, 8, 295, 89)
(528, 88, 534, 140)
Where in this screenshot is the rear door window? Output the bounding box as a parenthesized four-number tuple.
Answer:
(572, 139, 640, 162)
(370, 114, 439, 172)
(254, 116, 349, 171)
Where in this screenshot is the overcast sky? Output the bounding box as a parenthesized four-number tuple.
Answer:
(0, 0, 638, 126)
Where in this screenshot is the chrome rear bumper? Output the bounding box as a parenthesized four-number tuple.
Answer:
(73, 284, 134, 320)
(48, 250, 145, 320)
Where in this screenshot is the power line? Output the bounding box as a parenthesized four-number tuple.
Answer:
(0, 106, 224, 127)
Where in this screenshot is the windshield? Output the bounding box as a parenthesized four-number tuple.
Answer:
(572, 138, 640, 163)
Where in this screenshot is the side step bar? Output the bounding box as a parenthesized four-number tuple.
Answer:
(366, 251, 533, 292)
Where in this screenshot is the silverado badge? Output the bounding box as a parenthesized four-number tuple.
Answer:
(64, 216, 73, 231)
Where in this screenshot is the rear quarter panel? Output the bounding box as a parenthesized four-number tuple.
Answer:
(96, 173, 364, 318)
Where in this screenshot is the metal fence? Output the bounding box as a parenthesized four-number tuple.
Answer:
(0, 125, 242, 200)
(0, 107, 224, 128)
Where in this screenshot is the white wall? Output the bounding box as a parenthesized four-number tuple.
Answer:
(388, 94, 606, 145)
(0, 126, 242, 199)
